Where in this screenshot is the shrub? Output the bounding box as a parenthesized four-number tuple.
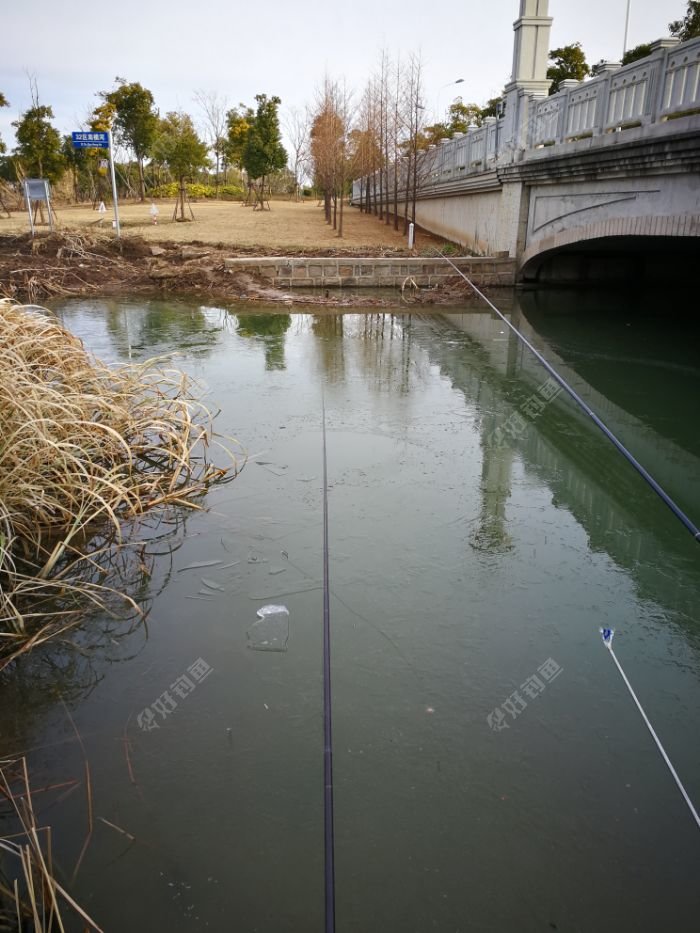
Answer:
(149, 182, 216, 200)
(219, 184, 244, 200)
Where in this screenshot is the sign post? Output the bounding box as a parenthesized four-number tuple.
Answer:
(23, 179, 54, 235)
(71, 130, 120, 239)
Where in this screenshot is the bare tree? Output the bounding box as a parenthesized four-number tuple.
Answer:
(284, 105, 310, 201)
(405, 53, 430, 242)
(194, 89, 229, 193)
(310, 78, 343, 226)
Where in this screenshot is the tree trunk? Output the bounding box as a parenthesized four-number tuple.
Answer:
(411, 147, 418, 244)
(138, 158, 146, 201)
(338, 180, 344, 238)
(403, 151, 412, 235)
(179, 176, 185, 220)
(393, 160, 399, 231)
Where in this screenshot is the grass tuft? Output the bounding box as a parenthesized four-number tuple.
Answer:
(0, 299, 241, 666)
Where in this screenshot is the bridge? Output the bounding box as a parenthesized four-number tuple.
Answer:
(351, 0, 700, 283)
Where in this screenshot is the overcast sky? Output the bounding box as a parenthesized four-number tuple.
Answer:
(0, 0, 682, 154)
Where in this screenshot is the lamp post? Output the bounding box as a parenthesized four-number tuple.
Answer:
(622, 0, 632, 59)
(435, 78, 465, 125)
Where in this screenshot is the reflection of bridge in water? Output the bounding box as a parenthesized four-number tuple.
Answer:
(406, 304, 700, 626)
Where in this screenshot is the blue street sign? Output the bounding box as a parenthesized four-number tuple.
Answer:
(71, 131, 109, 149)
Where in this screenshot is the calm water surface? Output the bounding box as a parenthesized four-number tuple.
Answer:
(1, 291, 699, 932)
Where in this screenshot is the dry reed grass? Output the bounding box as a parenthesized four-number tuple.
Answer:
(0, 757, 103, 932)
(0, 299, 241, 667)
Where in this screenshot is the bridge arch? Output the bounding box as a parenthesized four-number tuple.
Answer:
(519, 215, 700, 284)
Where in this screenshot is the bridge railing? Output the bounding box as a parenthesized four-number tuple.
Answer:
(350, 35, 700, 204)
(529, 35, 700, 147)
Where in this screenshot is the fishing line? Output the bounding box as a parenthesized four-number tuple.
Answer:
(321, 387, 336, 933)
(434, 251, 700, 544)
(600, 628, 700, 830)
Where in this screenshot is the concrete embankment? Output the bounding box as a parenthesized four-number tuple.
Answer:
(223, 256, 516, 288)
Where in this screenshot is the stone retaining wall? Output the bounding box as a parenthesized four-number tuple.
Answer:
(223, 256, 516, 288)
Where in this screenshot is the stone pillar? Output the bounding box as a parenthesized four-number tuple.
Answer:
(501, 0, 553, 155)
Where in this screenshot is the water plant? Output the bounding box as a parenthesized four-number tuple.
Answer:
(0, 299, 240, 668)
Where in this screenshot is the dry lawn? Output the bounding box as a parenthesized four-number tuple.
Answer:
(0, 198, 444, 251)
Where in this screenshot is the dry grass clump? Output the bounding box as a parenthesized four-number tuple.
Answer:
(0, 758, 102, 932)
(0, 299, 240, 666)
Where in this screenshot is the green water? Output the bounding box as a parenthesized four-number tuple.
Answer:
(1, 293, 699, 932)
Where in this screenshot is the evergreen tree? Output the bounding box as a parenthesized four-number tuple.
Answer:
(547, 43, 591, 94)
(224, 106, 255, 175)
(622, 43, 653, 65)
(12, 104, 65, 182)
(242, 95, 287, 211)
(153, 112, 209, 220)
(669, 1, 700, 40)
(100, 78, 158, 200)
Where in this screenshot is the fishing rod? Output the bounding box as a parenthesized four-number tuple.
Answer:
(321, 387, 336, 933)
(600, 628, 700, 830)
(434, 251, 700, 544)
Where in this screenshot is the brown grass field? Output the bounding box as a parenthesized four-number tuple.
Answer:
(0, 198, 445, 251)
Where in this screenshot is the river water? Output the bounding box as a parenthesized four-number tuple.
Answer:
(1, 291, 699, 932)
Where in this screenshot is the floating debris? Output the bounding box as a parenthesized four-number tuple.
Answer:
(247, 604, 290, 652)
(178, 559, 224, 573)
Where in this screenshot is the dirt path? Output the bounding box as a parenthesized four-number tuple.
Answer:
(0, 199, 447, 251)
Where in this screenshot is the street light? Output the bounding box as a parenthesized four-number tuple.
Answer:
(436, 78, 465, 123)
(622, 0, 632, 59)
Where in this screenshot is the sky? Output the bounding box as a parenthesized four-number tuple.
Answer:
(0, 0, 683, 156)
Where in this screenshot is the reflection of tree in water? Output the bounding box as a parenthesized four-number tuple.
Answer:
(311, 314, 345, 383)
(358, 314, 413, 394)
(236, 313, 291, 370)
(99, 300, 225, 359)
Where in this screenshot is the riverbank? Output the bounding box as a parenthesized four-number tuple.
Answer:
(0, 233, 480, 306)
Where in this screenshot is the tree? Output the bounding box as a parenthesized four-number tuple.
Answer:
(446, 98, 485, 133)
(480, 95, 504, 119)
(310, 80, 346, 225)
(224, 105, 255, 172)
(12, 86, 65, 183)
(547, 43, 590, 94)
(100, 78, 158, 201)
(153, 112, 209, 220)
(622, 43, 653, 65)
(670, 1, 700, 40)
(284, 106, 310, 200)
(194, 89, 228, 192)
(0, 92, 8, 154)
(242, 95, 287, 211)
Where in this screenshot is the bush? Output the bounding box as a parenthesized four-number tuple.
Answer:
(219, 184, 244, 200)
(149, 182, 244, 201)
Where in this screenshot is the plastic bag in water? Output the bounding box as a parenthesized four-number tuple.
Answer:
(247, 604, 289, 652)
